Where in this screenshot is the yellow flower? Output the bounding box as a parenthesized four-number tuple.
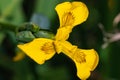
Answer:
(17, 1, 99, 80)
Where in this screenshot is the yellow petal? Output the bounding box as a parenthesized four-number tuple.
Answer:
(71, 2, 89, 26)
(53, 41, 62, 54)
(60, 41, 77, 56)
(55, 26, 72, 41)
(74, 49, 99, 79)
(55, 2, 71, 27)
(75, 61, 90, 80)
(54, 41, 77, 54)
(79, 49, 99, 71)
(55, 1, 89, 27)
(61, 41, 99, 80)
(17, 38, 56, 64)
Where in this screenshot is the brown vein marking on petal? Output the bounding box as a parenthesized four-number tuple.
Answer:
(73, 49, 86, 63)
(41, 42, 55, 54)
(61, 12, 74, 27)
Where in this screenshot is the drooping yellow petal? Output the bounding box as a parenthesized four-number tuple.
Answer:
(55, 1, 89, 28)
(17, 38, 56, 64)
(60, 41, 99, 80)
(74, 49, 99, 80)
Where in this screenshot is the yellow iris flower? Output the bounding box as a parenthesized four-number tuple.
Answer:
(18, 1, 99, 80)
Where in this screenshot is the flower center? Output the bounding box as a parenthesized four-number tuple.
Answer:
(73, 49, 86, 63)
(61, 12, 74, 27)
(41, 42, 55, 54)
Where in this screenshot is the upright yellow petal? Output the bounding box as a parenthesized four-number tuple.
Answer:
(17, 38, 56, 64)
(55, 1, 89, 28)
(55, 2, 89, 41)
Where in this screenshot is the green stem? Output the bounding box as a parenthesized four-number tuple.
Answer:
(0, 22, 18, 32)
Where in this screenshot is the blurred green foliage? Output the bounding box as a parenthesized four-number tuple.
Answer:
(0, 0, 120, 80)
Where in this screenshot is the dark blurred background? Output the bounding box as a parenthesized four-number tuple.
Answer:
(0, 0, 120, 80)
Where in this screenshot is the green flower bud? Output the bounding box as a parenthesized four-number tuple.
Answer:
(34, 30, 55, 39)
(16, 31, 35, 43)
(18, 22, 40, 33)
